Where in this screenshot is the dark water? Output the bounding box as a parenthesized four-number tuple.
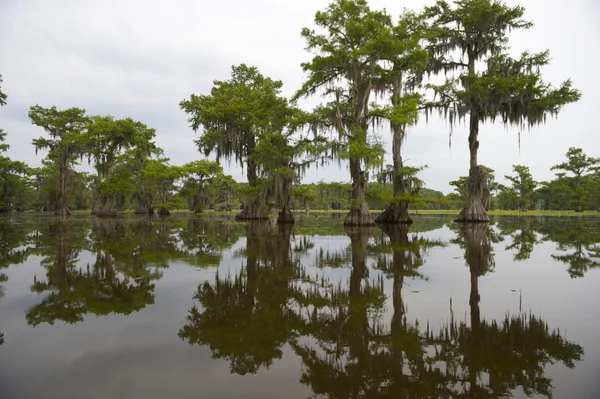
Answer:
(0, 213, 599, 399)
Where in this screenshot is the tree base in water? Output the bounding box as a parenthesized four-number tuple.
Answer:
(455, 203, 490, 223)
(376, 203, 413, 225)
(92, 210, 117, 217)
(277, 208, 295, 224)
(456, 166, 490, 223)
(236, 203, 268, 221)
(91, 205, 117, 217)
(135, 207, 154, 215)
(157, 207, 170, 216)
(344, 204, 375, 226)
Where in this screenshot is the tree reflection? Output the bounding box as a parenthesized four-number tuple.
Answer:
(496, 217, 540, 261)
(178, 216, 244, 268)
(289, 226, 391, 397)
(288, 224, 584, 398)
(537, 218, 600, 278)
(179, 221, 300, 375)
(428, 224, 584, 398)
(27, 218, 157, 325)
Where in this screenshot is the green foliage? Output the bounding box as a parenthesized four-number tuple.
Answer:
(535, 148, 600, 211)
(180, 64, 291, 182)
(504, 165, 538, 211)
(85, 116, 159, 214)
(179, 160, 224, 212)
(0, 74, 7, 107)
(29, 105, 91, 215)
(424, 0, 580, 129)
(295, 0, 397, 217)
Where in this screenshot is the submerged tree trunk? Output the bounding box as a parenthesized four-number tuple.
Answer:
(134, 194, 154, 215)
(277, 204, 294, 224)
(236, 199, 269, 221)
(345, 158, 374, 226)
(135, 206, 154, 215)
(456, 115, 489, 223)
(92, 195, 117, 217)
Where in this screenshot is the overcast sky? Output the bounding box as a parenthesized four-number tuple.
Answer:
(0, 0, 598, 194)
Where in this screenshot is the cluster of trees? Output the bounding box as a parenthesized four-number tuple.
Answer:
(0, 0, 581, 225)
(180, 0, 579, 225)
(446, 147, 600, 212)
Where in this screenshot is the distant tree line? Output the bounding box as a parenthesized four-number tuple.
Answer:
(0, 0, 583, 224)
(446, 147, 600, 212)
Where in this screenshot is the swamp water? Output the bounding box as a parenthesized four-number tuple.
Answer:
(0, 213, 598, 398)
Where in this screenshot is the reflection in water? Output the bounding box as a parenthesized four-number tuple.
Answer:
(179, 222, 300, 375)
(0, 214, 596, 397)
(26, 216, 243, 326)
(537, 218, 600, 278)
(496, 217, 540, 261)
(27, 219, 158, 325)
(430, 225, 584, 398)
(178, 220, 586, 398)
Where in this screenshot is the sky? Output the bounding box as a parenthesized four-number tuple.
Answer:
(0, 0, 598, 194)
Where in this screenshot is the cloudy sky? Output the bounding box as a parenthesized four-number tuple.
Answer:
(0, 0, 598, 194)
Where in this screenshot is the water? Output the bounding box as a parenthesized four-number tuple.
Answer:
(0, 213, 598, 398)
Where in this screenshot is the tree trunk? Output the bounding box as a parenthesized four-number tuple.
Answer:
(519, 204, 528, 212)
(345, 158, 374, 226)
(92, 195, 117, 217)
(574, 206, 583, 213)
(377, 74, 412, 225)
(456, 115, 489, 223)
(236, 199, 268, 221)
(237, 154, 269, 221)
(56, 157, 70, 216)
(135, 206, 154, 215)
(134, 195, 154, 215)
(277, 204, 294, 224)
(157, 207, 170, 216)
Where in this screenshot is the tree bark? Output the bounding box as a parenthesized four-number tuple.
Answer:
(157, 207, 170, 216)
(236, 198, 268, 221)
(135, 206, 154, 215)
(345, 158, 374, 226)
(92, 194, 117, 217)
(277, 204, 294, 224)
(55, 156, 70, 216)
(456, 114, 489, 223)
(377, 73, 413, 225)
(236, 151, 269, 221)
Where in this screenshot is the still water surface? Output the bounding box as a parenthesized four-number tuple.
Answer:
(0, 213, 599, 398)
